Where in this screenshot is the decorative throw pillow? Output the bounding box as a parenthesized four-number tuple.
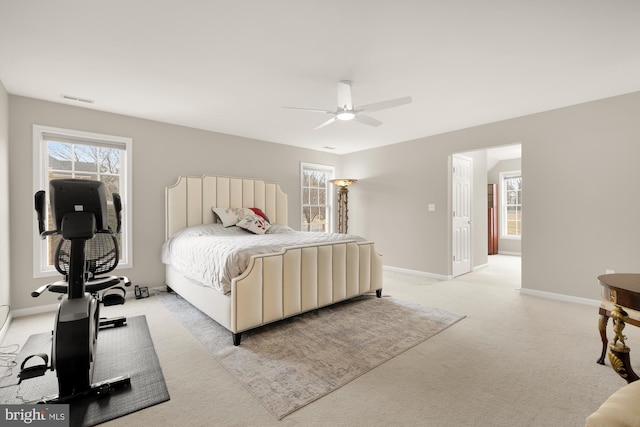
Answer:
(236, 214, 272, 234)
(249, 207, 270, 223)
(211, 207, 253, 227)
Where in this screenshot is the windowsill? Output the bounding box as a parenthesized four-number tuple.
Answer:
(500, 235, 522, 241)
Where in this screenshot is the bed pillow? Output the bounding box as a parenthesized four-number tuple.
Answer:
(236, 214, 272, 234)
(249, 207, 270, 223)
(211, 207, 253, 227)
(266, 224, 294, 234)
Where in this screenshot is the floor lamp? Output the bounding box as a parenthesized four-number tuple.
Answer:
(330, 179, 357, 233)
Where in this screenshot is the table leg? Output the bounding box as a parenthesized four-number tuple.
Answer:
(608, 344, 640, 383)
(598, 313, 609, 365)
(608, 305, 640, 383)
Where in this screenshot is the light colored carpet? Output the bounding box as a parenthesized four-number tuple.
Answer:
(157, 293, 465, 419)
(2, 256, 633, 426)
(0, 316, 169, 426)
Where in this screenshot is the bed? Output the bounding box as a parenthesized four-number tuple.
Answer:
(163, 175, 383, 345)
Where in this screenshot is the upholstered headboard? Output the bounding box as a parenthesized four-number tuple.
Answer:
(165, 175, 288, 238)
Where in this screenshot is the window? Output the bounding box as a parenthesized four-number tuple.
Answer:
(301, 163, 334, 232)
(33, 125, 133, 276)
(500, 171, 522, 238)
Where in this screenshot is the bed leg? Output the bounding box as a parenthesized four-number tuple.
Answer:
(233, 332, 242, 346)
(376, 289, 382, 298)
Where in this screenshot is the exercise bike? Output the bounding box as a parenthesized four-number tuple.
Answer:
(20, 179, 132, 402)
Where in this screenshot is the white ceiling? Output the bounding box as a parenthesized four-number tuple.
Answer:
(1, 1, 639, 154)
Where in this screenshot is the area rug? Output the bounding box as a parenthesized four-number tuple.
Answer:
(158, 293, 464, 419)
(0, 315, 170, 427)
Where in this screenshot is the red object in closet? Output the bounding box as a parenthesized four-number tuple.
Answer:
(488, 184, 498, 255)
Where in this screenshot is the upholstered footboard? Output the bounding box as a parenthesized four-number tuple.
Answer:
(166, 240, 383, 345)
(230, 240, 383, 344)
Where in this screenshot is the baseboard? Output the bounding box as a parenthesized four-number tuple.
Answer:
(473, 262, 489, 272)
(383, 265, 452, 281)
(498, 251, 521, 256)
(11, 290, 137, 319)
(0, 312, 12, 343)
(11, 302, 59, 318)
(519, 287, 600, 307)
(384, 264, 493, 280)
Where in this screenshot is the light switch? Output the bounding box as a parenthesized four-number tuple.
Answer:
(428, 204, 436, 212)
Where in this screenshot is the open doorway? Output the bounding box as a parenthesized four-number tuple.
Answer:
(487, 144, 522, 258)
(451, 144, 521, 288)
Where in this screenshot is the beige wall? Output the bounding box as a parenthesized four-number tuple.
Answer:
(0, 80, 9, 327)
(344, 91, 640, 300)
(468, 150, 489, 271)
(8, 96, 342, 311)
(8, 91, 640, 310)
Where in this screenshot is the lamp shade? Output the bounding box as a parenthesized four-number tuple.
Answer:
(330, 179, 357, 188)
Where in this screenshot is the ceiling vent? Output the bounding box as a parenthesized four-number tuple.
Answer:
(61, 94, 94, 104)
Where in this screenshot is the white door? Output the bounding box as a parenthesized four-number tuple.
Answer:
(452, 154, 472, 277)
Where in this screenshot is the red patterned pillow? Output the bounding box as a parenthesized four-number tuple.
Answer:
(236, 214, 272, 234)
(249, 207, 271, 223)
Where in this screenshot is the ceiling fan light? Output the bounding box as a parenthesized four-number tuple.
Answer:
(336, 111, 355, 121)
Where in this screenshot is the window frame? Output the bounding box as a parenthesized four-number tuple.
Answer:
(32, 125, 133, 277)
(300, 162, 334, 233)
(499, 170, 522, 240)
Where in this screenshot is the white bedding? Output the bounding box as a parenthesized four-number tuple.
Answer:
(161, 223, 365, 294)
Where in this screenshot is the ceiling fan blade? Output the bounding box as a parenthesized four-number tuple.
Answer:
(337, 80, 353, 110)
(354, 114, 382, 127)
(314, 116, 337, 130)
(283, 106, 333, 114)
(356, 96, 412, 113)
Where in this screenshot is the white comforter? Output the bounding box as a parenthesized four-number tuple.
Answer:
(161, 223, 365, 294)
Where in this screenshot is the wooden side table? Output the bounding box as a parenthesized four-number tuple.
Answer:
(598, 273, 640, 383)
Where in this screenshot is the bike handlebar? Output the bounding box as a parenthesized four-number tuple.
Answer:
(31, 283, 51, 298)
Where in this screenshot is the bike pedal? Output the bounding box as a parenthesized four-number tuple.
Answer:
(102, 294, 125, 306)
(18, 354, 50, 383)
(99, 316, 127, 328)
(101, 286, 127, 306)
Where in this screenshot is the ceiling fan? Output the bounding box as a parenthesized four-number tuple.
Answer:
(284, 80, 412, 129)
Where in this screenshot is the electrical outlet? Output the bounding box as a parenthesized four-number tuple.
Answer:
(605, 269, 615, 274)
